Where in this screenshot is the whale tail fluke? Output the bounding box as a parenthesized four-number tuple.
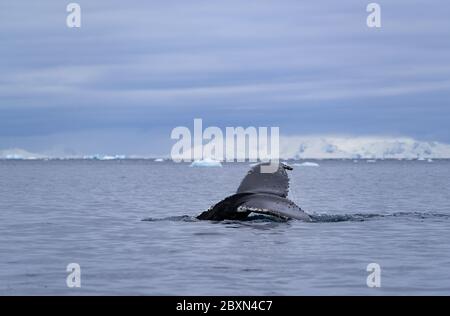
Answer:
(237, 193, 311, 221)
(197, 162, 310, 221)
(236, 162, 292, 198)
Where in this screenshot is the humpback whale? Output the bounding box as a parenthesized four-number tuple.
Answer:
(197, 162, 311, 221)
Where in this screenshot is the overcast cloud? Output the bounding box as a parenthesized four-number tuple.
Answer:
(1, 0, 449, 155)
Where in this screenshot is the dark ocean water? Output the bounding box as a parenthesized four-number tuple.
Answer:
(0, 159, 449, 295)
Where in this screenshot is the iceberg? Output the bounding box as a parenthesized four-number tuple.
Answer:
(294, 162, 320, 167)
(82, 154, 126, 160)
(190, 158, 222, 168)
(5, 154, 25, 160)
(154, 158, 164, 162)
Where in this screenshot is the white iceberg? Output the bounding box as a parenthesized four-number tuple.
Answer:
(82, 154, 126, 160)
(294, 162, 320, 167)
(5, 154, 25, 160)
(154, 158, 164, 162)
(190, 158, 222, 168)
(367, 159, 377, 163)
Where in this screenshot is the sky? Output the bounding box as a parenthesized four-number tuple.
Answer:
(1, 0, 450, 156)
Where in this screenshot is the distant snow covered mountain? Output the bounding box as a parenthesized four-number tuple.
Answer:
(0, 148, 45, 160)
(2, 136, 450, 160)
(279, 136, 450, 159)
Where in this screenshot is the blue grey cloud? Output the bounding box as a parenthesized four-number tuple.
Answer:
(1, 0, 449, 155)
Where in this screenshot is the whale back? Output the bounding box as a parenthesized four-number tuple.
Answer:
(236, 162, 290, 198)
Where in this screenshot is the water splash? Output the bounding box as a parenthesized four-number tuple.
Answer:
(309, 213, 382, 222)
(141, 214, 288, 223)
(309, 211, 450, 223)
(142, 215, 198, 222)
(142, 211, 450, 223)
